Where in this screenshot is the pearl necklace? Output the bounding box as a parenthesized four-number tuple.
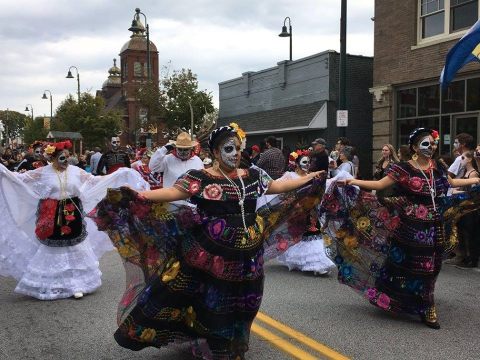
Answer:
(218, 167, 248, 233)
(414, 159, 437, 211)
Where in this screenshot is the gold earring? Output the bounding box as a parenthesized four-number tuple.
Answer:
(213, 160, 220, 171)
(411, 153, 418, 161)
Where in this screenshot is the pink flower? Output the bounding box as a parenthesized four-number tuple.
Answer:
(409, 177, 423, 192)
(415, 204, 429, 219)
(365, 288, 377, 301)
(60, 225, 72, 235)
(276, 239, 289, 251)
(211, 256, 224, 276)
(188, 180, 201, 194)
(326, 199, 340, 213)
(377, 207, 390, 221)
(423, 260, 433, 271)
(203, 184, 223, 200)
(65, 214, 76, 222)
(377, 293, 390, 310)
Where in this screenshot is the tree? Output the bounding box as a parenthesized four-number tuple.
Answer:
(0, 110, 27, 143)
(22, 116, 48, 145)
(135, 68, 215, 138)
(53, 93, 123, 149)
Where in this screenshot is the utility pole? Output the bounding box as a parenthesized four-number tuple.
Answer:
(338, 0, 348, 137)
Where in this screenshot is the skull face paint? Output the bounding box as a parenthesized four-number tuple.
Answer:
(33, 147, 43, 160)
(417, 136, 435, 158)
(111, 137, 120, 151)
(176, 148, 192, 161)
(220, 137, 239, 169)
(298, 156, 310, 172)
(56, 151, 69, 169)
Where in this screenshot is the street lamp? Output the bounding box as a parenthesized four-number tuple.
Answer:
(25, 104, 34, 120)
(278, 17, 292, 61)
(66, 66, 81, 102)
(129, 8, 151, 80)
(339, 0, 347, 137)
(42, 90, 53, 121)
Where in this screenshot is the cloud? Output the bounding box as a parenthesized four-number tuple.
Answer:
(0, 0, 373, 120)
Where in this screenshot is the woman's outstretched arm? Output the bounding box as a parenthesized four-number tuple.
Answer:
(342, 176, 396, 191)
(266, 171, 325, 194)
(139, 187, 190, 202)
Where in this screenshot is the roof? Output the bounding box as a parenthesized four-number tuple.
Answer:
(47, 131, 83, 140)
(218, 101, 327, 134)
(104, 90, 124, 112)
(120, 35, 158, 53)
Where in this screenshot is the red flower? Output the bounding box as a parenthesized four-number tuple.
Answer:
(415, 204, 429, 219)
(385, 216, 401, 230)
(64, 203, 76, 212)
(60, 225, 72, 235)
(377, 207, 390, 221)
(65, 215, 76, 222)
(408, 177, 423, 192)
(188, 180, 201, 195)
(377, 293, 391, 310)
(431, 130, 439, 141)
(211, 256, 224, 276)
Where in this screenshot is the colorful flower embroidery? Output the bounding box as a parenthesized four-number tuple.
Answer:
(376, 207, 390, 221)
(365, 287, 377, 301)
(203, 184, 223, 200)
(356, 217, 371, 230)
(208, 219, 226, 240)
(188, 180, 201, 194)
(376, 293, 391, 310)
(409, 177, 423, 192)
(344, 235, 358, 249)
(415, 204, 429, 219)
(60, 225, 72, 235)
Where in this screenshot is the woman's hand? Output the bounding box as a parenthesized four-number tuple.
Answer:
(337, 178, 355, 187)
(308, 170, 326, 180)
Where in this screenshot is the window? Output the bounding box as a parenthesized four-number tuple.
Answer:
(419, 0, 478, 40)
(441, 80, 465, 113)
(397, 117, 440, 146)
(418, 85, 440, 115)
(467, 77, 480, 110)
(397, 88, 417, 118)
(451, 0, 478, 31)
(134, 62, 143, 77)
(421, 0, 445, 38)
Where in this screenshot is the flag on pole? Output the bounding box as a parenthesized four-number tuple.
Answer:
(440, 19, 480, 89)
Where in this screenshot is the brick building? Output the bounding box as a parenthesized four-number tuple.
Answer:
(218, 51, 373, 175)
(371, 0, 480, 163)
(97, 12, 162, 146)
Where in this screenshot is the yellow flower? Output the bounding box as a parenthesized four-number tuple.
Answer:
(356, 217, 371, 230)
(323, 235, 332, 246)
(45, 144, 56, 155)
(118, 245, 136, 258)
(152, 202, 167, 217)
(161, 260, 180, 283)
(336, 229, 348, 239)
(107, 189, 123, 204)
(255, 216, 264, 234)
(184, 306, 197, 328)
(229, 122, 246, 140)
(344, 235, 358, 249)
(290, 152, 299, 160)
(139, 328, 156, 342)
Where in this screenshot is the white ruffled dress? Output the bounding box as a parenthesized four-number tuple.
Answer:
(0, 164, 149, 300)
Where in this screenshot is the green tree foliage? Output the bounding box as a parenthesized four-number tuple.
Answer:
(22, 116, 48, 145)
(0, 110, 27, 142)
(53, 93, 123, 149)
(135, 68, 215, 137)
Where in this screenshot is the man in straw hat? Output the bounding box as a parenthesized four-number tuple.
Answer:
(150, 132, 203, 191)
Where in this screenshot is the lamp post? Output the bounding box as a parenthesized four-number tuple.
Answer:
(25, 104, 34, 121)
(339, 0, 347, 137)
(278, 17, 292, 61)
(129, 8, 151, 80)
(66, 66, 81, 102)
(42, 90, 53, 121)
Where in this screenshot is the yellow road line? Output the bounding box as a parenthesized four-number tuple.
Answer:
(251, 322, 319, 360)
(255, 312, 350, 360)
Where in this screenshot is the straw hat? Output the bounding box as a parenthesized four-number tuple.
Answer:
(173, 132, 197, 148)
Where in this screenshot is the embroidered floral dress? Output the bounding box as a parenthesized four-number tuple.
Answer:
(320, 161, 480, 317)
(90, 168, 323, 360)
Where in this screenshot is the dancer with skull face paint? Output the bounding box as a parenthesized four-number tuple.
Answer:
(0, 140, 149, 300)
(96, 137, 131, 175)
(149, 132, 203, 204)
(89, 124, 325, 359)
(275, 150, 335, 275)
(319, 128, 480, 329)
(16, 141, 48, 172)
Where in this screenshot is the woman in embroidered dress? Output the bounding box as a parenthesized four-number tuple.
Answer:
(90, 124, 324, 360)
(0, 140, 148, 300)
(275, 150, 335, 275)
(320, 128, 480, 329)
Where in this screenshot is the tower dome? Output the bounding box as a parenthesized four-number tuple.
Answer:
(120, 12, 157, 53)
(102, 58, 121, 88)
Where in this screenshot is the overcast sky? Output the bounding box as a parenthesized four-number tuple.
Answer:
(0, 0, 374, 119)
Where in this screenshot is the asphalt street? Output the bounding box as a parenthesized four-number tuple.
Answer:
(1, 251, 479, 360)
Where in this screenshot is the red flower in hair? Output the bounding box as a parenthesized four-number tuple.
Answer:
(431, 130, 440, 142)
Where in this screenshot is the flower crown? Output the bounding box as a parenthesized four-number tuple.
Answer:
(289, 149, 310, 162)
(44, 140, 73, 155)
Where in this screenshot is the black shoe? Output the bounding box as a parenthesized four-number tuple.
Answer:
(420, 306, 441, 330)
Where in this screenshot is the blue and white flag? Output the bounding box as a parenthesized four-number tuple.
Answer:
(440, 19, 480, 88)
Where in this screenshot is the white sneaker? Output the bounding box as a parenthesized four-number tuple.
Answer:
(73, 292, 84, 299)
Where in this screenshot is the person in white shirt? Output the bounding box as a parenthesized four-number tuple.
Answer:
(150, 132, 203, 205)
(89, 147, 102, 175)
